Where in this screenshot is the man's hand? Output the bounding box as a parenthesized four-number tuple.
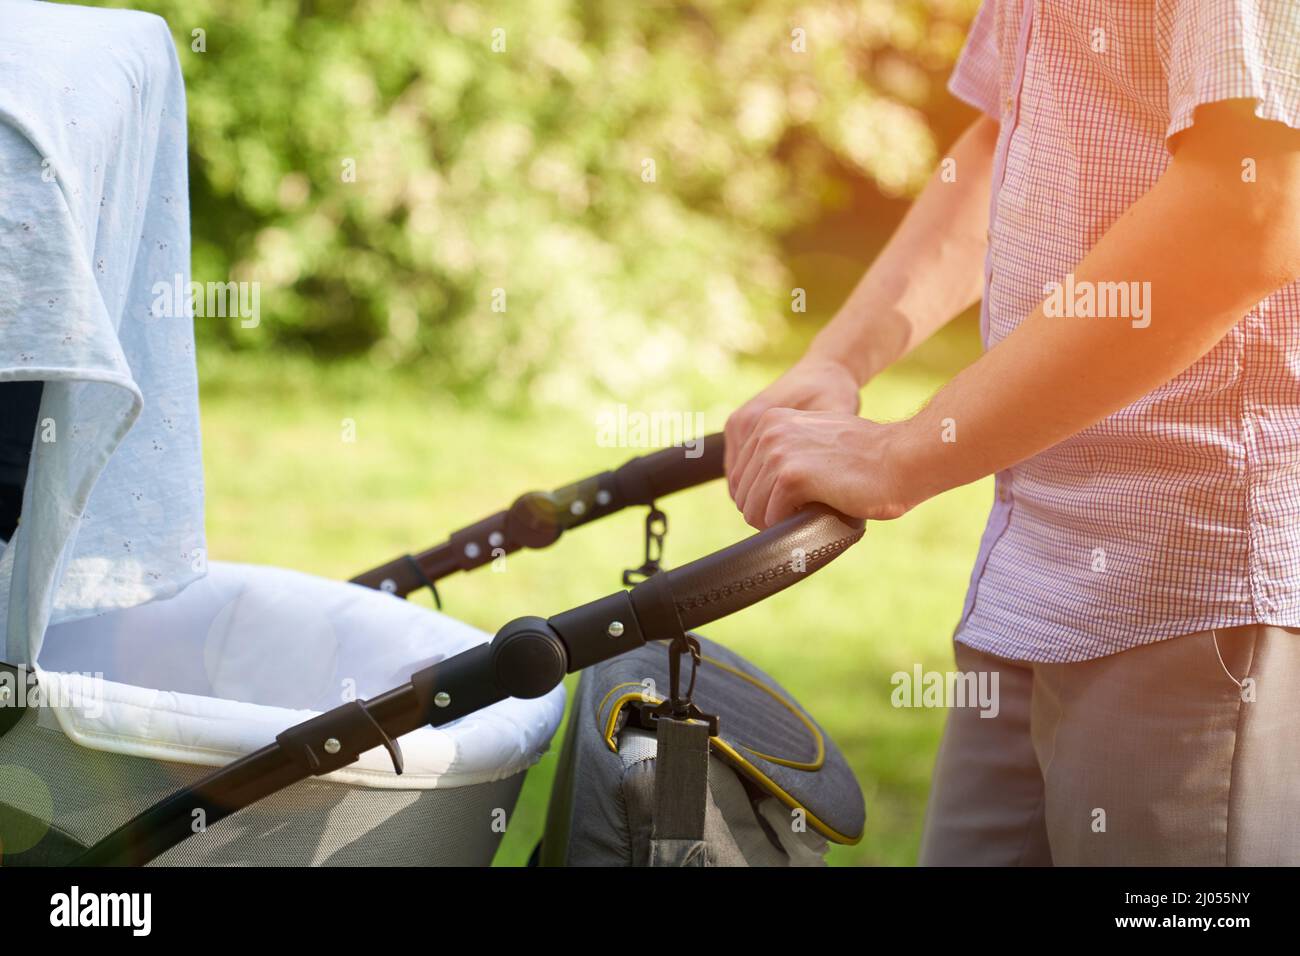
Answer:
(728, 409, 918, 529)
(723, 356, 860, 489)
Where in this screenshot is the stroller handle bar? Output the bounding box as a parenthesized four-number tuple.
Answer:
(350, 434, 729, 595)
(78, 434, 863, 865)
(352, 430, 865, 638)
(350, 432, 863, 620)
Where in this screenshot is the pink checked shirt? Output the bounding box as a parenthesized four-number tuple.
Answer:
(948, 0, 1300, 662)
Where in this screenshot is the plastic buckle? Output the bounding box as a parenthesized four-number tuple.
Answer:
(276, 701, 405, 777)
(622, 506, 668, 586)
(643, 633, 720, 737)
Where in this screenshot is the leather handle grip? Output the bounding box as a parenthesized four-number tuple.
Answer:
(614, 433, 864, 628)
(656, 503, 865, 631)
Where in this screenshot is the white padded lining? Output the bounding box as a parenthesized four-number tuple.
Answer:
(33, 562, 565, 789)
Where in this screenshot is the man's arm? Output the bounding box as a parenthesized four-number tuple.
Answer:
(730, 101, 1300, 529)
(803, 113, 999, 382)
(723, 114, 998, 481)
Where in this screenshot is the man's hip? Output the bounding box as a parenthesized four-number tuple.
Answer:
(918, 625, 1300, 865)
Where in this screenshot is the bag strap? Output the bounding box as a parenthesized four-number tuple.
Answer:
(649, 714, 711, 866)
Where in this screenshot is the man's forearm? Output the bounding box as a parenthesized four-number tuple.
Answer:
(897, 107, 1300, 504)
(806, 114, 998, 384)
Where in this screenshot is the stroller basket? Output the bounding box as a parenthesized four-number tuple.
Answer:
(8, 433, 864, 866)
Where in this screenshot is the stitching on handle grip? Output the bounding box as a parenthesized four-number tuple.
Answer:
(673, 533, 860, 614)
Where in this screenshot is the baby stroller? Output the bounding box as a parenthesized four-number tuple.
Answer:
(0, 434, 866, 866)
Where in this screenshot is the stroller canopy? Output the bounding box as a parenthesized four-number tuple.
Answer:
(0, 0, 206, 666)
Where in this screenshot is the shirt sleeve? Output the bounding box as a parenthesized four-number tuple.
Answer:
(1165, 0, 1300, 140)
(947, 0, 1001, 120)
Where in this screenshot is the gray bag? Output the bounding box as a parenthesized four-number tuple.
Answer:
(540, 635, 865, 866)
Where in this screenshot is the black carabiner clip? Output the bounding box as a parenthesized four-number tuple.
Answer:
(622, 506, 668, 586)
(643, 632, 719, 735)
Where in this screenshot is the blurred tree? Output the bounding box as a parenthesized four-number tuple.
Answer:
(96, 0, 981, 405)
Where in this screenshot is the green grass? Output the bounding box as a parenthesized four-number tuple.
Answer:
(196, 318, 987, 866)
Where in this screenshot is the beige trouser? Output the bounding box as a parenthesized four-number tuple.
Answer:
(917, 625, 1300, 866)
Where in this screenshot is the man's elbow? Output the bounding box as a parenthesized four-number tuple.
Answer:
(1220, 195, 1300, 290)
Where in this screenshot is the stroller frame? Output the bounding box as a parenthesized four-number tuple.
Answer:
(75, 434, 865, 866)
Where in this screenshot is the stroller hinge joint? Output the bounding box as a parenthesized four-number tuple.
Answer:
(276, 700, 405, 777)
